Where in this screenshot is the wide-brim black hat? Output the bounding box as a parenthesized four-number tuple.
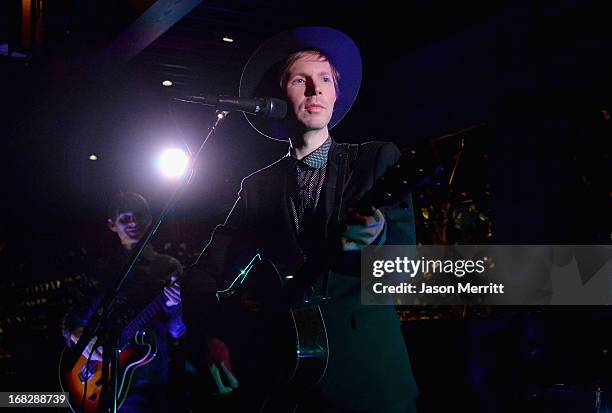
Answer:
(239, 26, 362, 141)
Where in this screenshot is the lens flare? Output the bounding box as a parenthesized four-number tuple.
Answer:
(159, 148, 189, 178)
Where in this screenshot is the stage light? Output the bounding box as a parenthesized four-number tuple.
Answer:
(89, 154, 98, 161)
(159, 149, 189, 178)
(162, 80, 173, 87)
(222, 36, 234, 43)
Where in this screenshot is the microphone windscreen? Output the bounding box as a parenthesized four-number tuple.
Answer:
(267, 98, 287, 119)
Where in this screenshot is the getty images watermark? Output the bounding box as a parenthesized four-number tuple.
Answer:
(361, 245, 612, 305)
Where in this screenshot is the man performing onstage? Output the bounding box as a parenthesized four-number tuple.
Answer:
(184, 27, 419, 412)
(61, 192, 186, 412)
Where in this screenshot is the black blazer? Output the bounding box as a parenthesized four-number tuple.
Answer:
(185, 139, 419, 409)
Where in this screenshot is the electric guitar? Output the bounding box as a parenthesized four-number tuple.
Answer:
(58, 286, 176, 413)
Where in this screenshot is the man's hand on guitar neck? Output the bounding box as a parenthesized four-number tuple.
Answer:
(163, 275, 188, 338)
(163, 275, 181, 307)
(341, 208, 386, 251)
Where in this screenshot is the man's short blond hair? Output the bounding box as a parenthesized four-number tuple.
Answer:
(279, 50, 341, 94)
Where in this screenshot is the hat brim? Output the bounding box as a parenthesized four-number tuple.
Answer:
(239, 26, 362, 141)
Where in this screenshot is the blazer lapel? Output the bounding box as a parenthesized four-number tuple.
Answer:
(323, 140, 355, 240)
(323, 141, 339, 238)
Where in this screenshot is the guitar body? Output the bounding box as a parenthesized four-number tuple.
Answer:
(59, 330, 157, 413)
(286, 304, 329, 388)
(220, 257, 329, 399)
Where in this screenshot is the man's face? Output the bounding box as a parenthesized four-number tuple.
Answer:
(107, 211, 151, 248)
(284, 55, 337, 132)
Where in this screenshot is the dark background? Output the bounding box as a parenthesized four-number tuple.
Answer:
(1, 1, 611, 411)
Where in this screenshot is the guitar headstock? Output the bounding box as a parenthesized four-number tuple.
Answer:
(360, 147, 446, 211)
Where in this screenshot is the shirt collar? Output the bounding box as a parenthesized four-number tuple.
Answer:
(289, 136, 332, 170)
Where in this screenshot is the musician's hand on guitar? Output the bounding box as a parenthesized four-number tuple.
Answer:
(341, 208, 386, 251)
(69, 327, 104, 362)
(163, 275, 181, 307)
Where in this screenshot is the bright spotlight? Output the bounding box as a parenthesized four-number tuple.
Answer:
(159, 148, 189, 178)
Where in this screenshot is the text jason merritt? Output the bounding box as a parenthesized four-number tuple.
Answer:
(373, 282, 505, 295)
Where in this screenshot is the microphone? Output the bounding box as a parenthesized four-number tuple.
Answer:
(174, 95, 287, 119)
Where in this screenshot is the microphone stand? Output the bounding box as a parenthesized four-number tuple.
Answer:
(64, 111, 230, 413)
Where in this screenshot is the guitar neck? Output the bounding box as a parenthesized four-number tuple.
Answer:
(119, 293, 166, 347)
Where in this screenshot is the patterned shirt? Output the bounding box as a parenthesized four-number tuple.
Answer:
(288, 137, 332, 234)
